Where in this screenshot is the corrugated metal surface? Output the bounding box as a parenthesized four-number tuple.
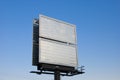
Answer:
(39, 15, 76, 44)
(39, 38, 77, 67)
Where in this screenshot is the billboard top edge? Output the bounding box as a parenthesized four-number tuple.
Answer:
(39, 14, 76, 27)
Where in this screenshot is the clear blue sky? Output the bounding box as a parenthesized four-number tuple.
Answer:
(0, 0, 120, 80)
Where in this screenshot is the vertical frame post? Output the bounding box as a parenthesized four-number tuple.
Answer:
(54, 70, 60, 80)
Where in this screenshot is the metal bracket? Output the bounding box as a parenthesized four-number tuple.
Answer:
(30, 66, 85, 76)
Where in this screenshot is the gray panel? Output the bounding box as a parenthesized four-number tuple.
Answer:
(39, 15, 76, 44)
(39, 38, 78, 67)
(32, 19, 39, 65)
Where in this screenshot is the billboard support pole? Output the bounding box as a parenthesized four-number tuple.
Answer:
(54, 70, 60, 80)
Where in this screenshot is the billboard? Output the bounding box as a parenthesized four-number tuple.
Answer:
(33, 15, 78, 67)
(38, 15, 78, 67)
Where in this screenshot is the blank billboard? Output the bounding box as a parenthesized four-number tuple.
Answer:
(33, 15, 78, 67)
(38, 15, 78, 67)
(39, 15, 76, 44)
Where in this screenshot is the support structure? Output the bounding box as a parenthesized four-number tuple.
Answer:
(30, 64, 85, 80)
(54, 70, 60, 80)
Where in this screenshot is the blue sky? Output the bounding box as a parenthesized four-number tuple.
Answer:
(0, 0, 120, 80)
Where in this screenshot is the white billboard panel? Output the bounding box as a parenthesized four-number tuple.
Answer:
(39, 15, 76, 44)
(39, 38, 78, 67)
(38, 15, 78, 67)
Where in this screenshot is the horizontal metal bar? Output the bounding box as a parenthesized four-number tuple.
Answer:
(30, 70, 85, 76)
(40, 36, 75, 46)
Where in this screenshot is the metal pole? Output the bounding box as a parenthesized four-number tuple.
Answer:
(54, 70, 60, 80)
